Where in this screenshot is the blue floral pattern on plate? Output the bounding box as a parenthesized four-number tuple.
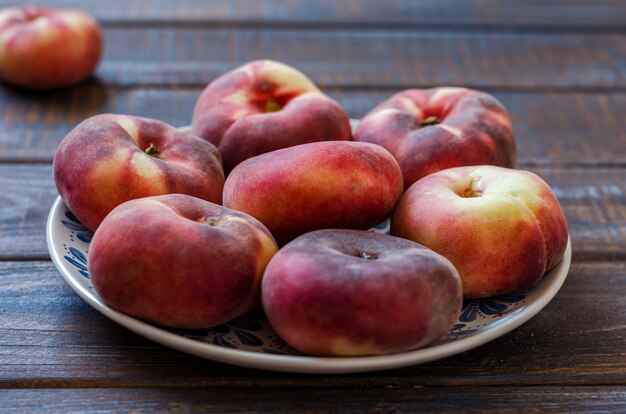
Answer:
(63, 246, 90, 279)
(61, 210, 93, 243)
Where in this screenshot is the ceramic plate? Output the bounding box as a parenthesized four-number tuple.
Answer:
(46, 196, 571, 374)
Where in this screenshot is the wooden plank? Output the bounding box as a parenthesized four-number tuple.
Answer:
(0, 165, 56, 260)
(90, 28, 625, 89)
(0, 0, 623, 29)
(0, 261, 624, 385)
(1, 165, 626, 260)
(1, 89, 625, 165)
(0, 387, 625, 413)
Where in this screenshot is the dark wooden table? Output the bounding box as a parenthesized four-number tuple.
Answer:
(1, 1, 625, 412)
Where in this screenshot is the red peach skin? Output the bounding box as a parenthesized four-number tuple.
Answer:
(392, 165, 569, 298)
(223, 141, 404, 245)
(192, 59, 351, 173)
(262, 229, 462, 356)
(89, 194, 278, 329)
(0, 6, 102, 90)
(54, 114, 224, 231)
(354, 87, 516, 190)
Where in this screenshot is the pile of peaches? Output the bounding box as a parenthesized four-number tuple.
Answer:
(45, 50, 568, 355)
(51, 59, 570, 357)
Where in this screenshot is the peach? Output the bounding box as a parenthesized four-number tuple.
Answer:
(262, 229, 462, 356)
(89, 194, 278, 329)
(54, 114, 224, 232)
(192, 59, 351, 173)
(354, 87, 516, 190)
(0, 6, 102, 90)
(223, 141, 404, 245)
(392, 165, 569, 298)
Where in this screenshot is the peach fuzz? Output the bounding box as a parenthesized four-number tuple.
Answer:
(54, 114, 224, 232)
(223, 141, 404, 245)
(391, 165, 569, 298)
(262, 229, 462, 356)
(192, 59, 351, 173)
(0, 6, 102, 90)
(354, 87, 516, 190)
(89, 194, 278, 329)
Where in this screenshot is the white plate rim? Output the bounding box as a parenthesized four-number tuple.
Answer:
(46, 195, 571, 374)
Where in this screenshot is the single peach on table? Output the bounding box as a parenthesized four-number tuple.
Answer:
(354, 87, 516, 190)
(192, 59, 351, 173)
(262, 229, 462, 356)
(0, 6, 102, 90)
(89, 194, 279, 329)
(223, 141, 404, 245)
(54, 114, 225, 232)
(392, 165, 569, 298)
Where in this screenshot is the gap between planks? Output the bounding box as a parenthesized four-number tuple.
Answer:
(0, 379, 625, 390)
(98, 20, 626, 35)
(87, 83, 626, 95)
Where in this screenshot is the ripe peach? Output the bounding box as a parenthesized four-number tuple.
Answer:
(89, 194, 279, 329)
(354, 87, 516, 190)
(262, 229, 462, 356)
(392, 165, 569, 298)
(0, 6, 102, 90)
(223, 141, 404, 245)
(54, 114, 224, 232)
(192, 59, 351, 173)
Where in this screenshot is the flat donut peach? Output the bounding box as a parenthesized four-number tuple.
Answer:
(391, 165, 569, 298)
(354, 87, 516, 190)
(262, 229, 462, 356)
(54, 114, 225, 231)
(90, 194, 278, 329)
(192, 59, 351, 173)
(0, 6, 102, 90)
(223, 141, 403, 245)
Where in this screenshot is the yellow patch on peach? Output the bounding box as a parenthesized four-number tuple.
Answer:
(259, 61, 318, 95)
(61, 12, 90, 33)
(439, 124, 462, 136)
(399, 96, 424, 117)
(252, 229, 278, 284)
(305, 167, 373, 197)
(430, 87, 466, 105)
(116, 116, 139, 141)
(329, 337, 380, 357)
(130, 153, 167, 191)
(0, 36, 6, 62)
(480, 173, 544, 210)
(223, 89, 250, 105)
(87, 149, 129, 204)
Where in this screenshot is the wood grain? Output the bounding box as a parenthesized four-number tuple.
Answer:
(0, 0, 623, 29)
(0, 386, 625, 413)
(91, 28, 626, 89)
(1, 89, 624, 165)
(2, 165, 625, 260)
(0, 261, 624, 385)
(0, 0, 623, 409)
